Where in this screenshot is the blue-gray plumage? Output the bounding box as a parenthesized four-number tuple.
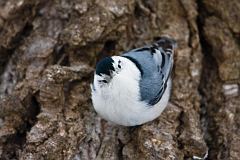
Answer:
(122, 37, 176, 105)
(91, 36, 177, 126)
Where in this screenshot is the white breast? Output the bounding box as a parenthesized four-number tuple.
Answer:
(91, 57, 171, 126)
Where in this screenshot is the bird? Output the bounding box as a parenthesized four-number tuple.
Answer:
(91, 36, 177, 126)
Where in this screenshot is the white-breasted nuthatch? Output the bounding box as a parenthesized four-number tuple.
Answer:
(91, 37, 177, 126)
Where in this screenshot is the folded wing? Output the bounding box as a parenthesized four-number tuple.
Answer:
(122, 37, 176, 105)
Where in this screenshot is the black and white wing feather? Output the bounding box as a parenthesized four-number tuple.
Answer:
(122, 37, 176, 105)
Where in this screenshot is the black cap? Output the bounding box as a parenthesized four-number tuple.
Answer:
(95, 57, 115, 76)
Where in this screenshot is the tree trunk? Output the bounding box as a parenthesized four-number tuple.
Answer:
(0, 0, 239, 159)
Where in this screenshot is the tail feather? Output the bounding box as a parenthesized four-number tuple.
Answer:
(152, 36, 176, 82)
(153, 36, 177, 54)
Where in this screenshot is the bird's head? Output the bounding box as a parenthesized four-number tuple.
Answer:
(93, 56, 129, 89)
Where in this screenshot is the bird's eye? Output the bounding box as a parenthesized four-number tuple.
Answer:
(118, 60, 121, 68)
(99, 80, 108, 83)
(102, 80, 107, 83)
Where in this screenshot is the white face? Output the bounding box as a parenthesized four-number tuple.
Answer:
(93, 56, 128, 89)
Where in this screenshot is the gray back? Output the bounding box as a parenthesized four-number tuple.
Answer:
(122, 38, 175, 105)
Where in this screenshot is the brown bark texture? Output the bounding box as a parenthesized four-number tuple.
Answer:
(0, 0, 239, 160)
